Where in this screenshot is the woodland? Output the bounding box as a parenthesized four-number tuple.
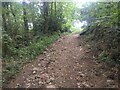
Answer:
(1, 1, 120, 88)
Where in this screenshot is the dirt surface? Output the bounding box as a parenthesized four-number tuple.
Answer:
(8, 33, 118, 88)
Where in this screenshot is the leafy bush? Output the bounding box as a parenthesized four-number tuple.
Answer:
(2, 32, 60, 87)
(80, 2, 120, 66)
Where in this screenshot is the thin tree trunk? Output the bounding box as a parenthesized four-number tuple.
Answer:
(10, 3, 18, 39)
(2, 2, 8, 32)
(10, 3, 17, 23)
(23, 5, 29, 44)
(54, 2, 56, 16)
(51, 2, 53, 15)
(2, 2, 9, 56)
(43, 2, 49, 33)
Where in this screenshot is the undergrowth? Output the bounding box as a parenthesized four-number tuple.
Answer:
(80, 33, 120, 67)
(2, 32, 60, 87)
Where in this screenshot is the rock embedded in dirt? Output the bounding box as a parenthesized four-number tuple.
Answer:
(33, 67, 38, 71)
(35, 75, 41, 79)
(38, 81, 44, 85)
(32, 70, 37, 74)
(38, 63, 41, 66)
(77, 83, 82, 88)
(47, 54, 50, 57)
(26, 83, 31, 88)
(32, 67, 38, 74)
(49, 77, 55, 82)
(80, 48, 82, 51)
(46, 85, 56, 88)
(75, 60, 78, 63)
(46, 79, 51, 84)
(58, 39, 61, 42)
(107, 79, 114, 83)
(77, 82, 80, 86)
(70, 77, 73, 79)
(45, 48, 48, 51)
(78, 85, 81, 88)
(15, 84, 21, 88)
(64, 47, 67, 50)
(79, 73, 85, 77)
(52, 52, 55, 55)
(50, 48, 56, 52)
(106, 80, 116, 87)
(39, 58, 44, 60)
(26, 78, 31, 82)
(78, 71, 82, 74)
(32, 82, 36, 86)
(82, 82, 90, 87)
(73, 56, 77, 59)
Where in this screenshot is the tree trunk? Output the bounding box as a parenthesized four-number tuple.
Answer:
(54, 2, 57, 16)
(51, 2, 53, 15)
(10, 3, 18, 39)
(2, 2, 8, 32)
(43, 2, 49, 33)
(23, 4, 29, 44)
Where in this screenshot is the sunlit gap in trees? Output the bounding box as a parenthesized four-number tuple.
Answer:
(71, 0, 97, 33)
(18, 0, 30, 4)
(71, 0, 88, 33)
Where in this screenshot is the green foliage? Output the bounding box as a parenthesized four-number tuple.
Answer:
(2, 2, 75, 57)
(80, 2, 120, 66)
(98, 51, 109, 61)
(2, 1, 76, 86)
(2, 32, 60, 86)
